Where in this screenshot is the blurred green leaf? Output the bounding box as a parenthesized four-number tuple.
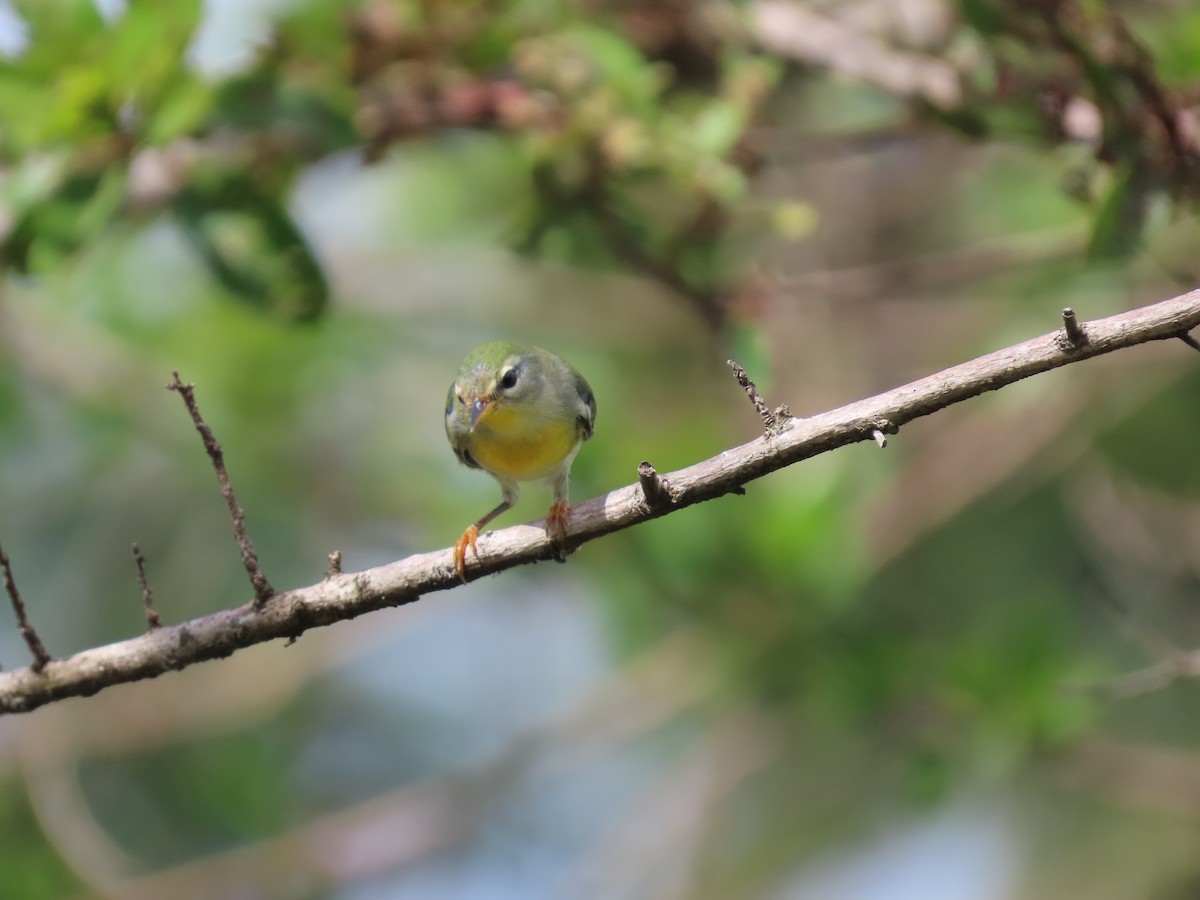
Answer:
(171, 172, 329, 320)
(11, 0, 105, 50)
(770, 200, 818, 241)
(144, 80, 216, 146)
(1088, 163, 1151, 261)
(211, 64, 359, 156)
(1, 0, 200, 153)
(956, 0, 1007, 36)
(1134, 8, 1200, 84)
(1096, 368, 1200, 496)
(108, 0, 202, 83)
(1, 167, 127, 273)
(82, 725, 293, 866)
(691, 101, 743, 158)
(0, 780, 81, 899)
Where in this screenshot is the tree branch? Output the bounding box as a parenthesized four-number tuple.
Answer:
(1, 290, 1199, 714)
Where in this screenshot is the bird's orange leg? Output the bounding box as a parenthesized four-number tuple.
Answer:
(454, 495, 513, 582)
(546, 497, 570, 561)
(454, 525, 480, 582)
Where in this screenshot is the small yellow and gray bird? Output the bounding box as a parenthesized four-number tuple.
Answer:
(445, 340, 596, 580)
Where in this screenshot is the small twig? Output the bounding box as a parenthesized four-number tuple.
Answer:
(727, 359, 788, 435)
(1060, 307, 1088, 349)
(637, 461, 670, 509)
(0, 543, 51, 672)
(1179, 331, 1200, 353)
(871, 418, 898, 448)
(131, 543, 161, 630)
(167, 372, 275, 607)
(325, 551, 343, 580)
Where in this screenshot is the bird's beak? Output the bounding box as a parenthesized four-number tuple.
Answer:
(469, 396, 495, 431)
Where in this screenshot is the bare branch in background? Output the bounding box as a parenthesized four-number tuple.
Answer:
(749, 1, 962, 110)
(0, 289, 1198, 714)
(1105, 651, 1200, 699)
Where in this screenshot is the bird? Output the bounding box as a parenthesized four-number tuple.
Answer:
(445, 340, 596, 581)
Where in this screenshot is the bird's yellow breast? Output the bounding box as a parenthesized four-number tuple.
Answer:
(468, 406, 580, 481)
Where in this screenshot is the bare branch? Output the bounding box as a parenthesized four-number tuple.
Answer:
(0, 290, 1198, 714)
(325, 551, 343, 580)
(1180, 331, 1200, 353)
(0, 543, 51, 672)
(167, 372, 275, 607)
(131, 544, 162, 631)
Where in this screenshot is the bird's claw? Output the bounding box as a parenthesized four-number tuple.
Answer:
(454, 524, 480, 582)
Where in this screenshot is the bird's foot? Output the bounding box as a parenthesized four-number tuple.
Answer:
(546, 498, 571, 562)
(454, 524, 480, 582)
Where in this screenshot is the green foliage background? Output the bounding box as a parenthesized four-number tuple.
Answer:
(2, 1, 1200, 897)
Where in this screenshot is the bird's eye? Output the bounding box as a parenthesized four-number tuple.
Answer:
(498, 368, 519, 390)
(455, 390, 465, 405)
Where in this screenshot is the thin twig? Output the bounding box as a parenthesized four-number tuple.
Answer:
(637, 461, 671, 509)
(0, 543, 51, 672)
(131, 543, 162, 630)
(638, 461, 671, 505)
(726, 359, 786, 435)
(0, 289, 1198, 713)
(871, 418, 898, 449)
(1179, 331, 1200, 353)
(1061, 307, 1088, 348)
(167, 372, 275, 607)
(325, 551, 343, 580)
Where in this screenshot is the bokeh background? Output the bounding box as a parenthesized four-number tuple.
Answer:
(3, 1, 1200, 898)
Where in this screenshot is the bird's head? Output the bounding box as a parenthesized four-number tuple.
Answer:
(446, 342, 542, 433)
